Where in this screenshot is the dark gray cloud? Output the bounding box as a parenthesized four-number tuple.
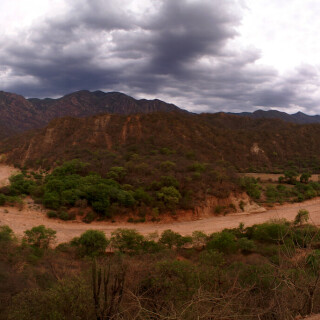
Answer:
(1, 0, 320, 113)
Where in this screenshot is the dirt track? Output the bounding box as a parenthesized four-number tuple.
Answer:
(1, 197, 320, 244)
(1, 165, 320, 244)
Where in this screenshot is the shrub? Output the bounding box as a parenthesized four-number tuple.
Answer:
(214, 205, 223, 214)
(106, 166, 127, 181)
(160, 147, 174, 155)
(0, 225, 14, 242)
(9, 174, 36, 196)
(239, 177, 261, 200)
(188, 162, 206, 172)
(50, 159, 88, 177)
(300, 172, 311, 183)
(58, 211, 70, 221)
(238, 237, 255, 252)
(157, 186, 181, 209)
(74, 230, 109, 256)
(160, 176, 180, 188)
(111, 228, 144, 253)
(200, 249, 225, 266)
(83, 211, 96, 223)
(294, 209, 310, 226)
(92, 199, 110, 215)
(284, 170, 299, 184)
(207, 231, 237, 254)
(47, 211, 58, 218)
(23, 225, 56, 248)
(159, 229, 192, 249)
(192, 231, 208, 248)
(0, 194, 6, 205)
(160, 161, 176, 171)
(250, 220, 291, 243)
(133, 188, 152, 206)
(43, 192, 61, 210)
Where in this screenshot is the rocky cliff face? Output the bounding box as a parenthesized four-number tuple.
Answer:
(0, 90, 183, 136)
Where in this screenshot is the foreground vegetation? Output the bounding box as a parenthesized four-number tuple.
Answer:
(2, 212, 320, 319)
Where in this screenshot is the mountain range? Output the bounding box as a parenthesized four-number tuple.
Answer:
(1, 90, 320, 138)
(2, 89, 320, 173)
(230, 109, 320, 124)
(0, 90, 182, 136)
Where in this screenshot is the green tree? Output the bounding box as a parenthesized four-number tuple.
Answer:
(23, 225, 56, 249)
(159, 229, 192, 249)
(110, 228, 144, 253)
(0, 225, 14, 242)
(284, 170, 299, 184)
(74, 230, 109, 256)
(294, 209, 310, 226)
(157, 186, 181, 209)
(207, 231, 237, 254)
(300, 172, 311, 184)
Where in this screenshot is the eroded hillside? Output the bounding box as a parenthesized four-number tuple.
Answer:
(3, 112, 320, 173)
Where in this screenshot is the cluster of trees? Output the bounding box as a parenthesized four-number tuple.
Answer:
(240, 174, 320, 204)
(2, 160, 187, 221)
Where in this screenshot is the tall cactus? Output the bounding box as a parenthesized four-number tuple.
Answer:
(92, 258, 125, 320)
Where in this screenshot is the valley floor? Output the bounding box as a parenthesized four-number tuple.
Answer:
(0, 196, 320, 244)
(1, 165, 320, 244)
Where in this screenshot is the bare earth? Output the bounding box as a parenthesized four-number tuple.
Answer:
(0, 165, 320, 244)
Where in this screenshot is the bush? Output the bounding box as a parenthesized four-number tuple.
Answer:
(106, 166, 127, 181)
(238, 237, 255, 252)
(43, 192, 61, 210)
(0, 193, 6, 205)
(239, 177, 261, 200)
(9, 173, 36, 195)
(47, 211, 58, 218)
(160, 161, 176, 171)
(294, 209, 309, 226)
(250, 220, 291, 243)
(0, 225, 14, 242)
(23, 225, 56, 248)
(156, 186, 181, 209)
(58, 210, 70, 221)
(160, 229, 192, 249)
(207, 231, 237, 254)
(192, 231, 208, 248)
(110, 228, 144, 253)
(188, 162, 206, 172)
(300, 172, 311, 183)
(74, 230, 109, 256)
(160, 176, 180, 188)
(82, 211, 96, 223)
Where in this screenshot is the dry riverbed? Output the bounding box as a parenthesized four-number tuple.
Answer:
(1, 165, 320, 244)
(1, 197, 320, 244)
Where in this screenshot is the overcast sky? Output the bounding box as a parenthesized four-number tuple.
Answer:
(1, 0, 320, 113)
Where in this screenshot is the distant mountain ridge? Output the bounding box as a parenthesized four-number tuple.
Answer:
(1, 88, 320, 138)
(230, 109, 320, 124)
(0, 90, 183, 136)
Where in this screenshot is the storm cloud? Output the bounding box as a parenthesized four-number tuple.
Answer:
(1, 0, 320, 113)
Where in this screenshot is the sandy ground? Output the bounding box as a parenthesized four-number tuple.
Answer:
(0, 165, 18, 187)
(1, 165, 320, 244)
(1, 197, 320, 245)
